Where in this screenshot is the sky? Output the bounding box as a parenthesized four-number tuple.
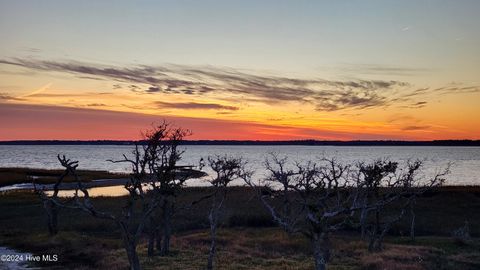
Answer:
(1, 0, 479, 141)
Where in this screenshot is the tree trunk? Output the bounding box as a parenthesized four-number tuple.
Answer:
(369, 221, 392, 252)
(368, 235, 383, 252)
(360, 208, 367, 239)
(44, 200, 58, 235)
(160, 224, 171, 256)
(155, 227, 162, 251)
(147, 217, 155, 257)
(207, 189, 224, 270)
(120, 229, 141, 270)
(207, 208, 217, 270)
(312, 233, 330, 270)
(409, 201, 416, 242)
(160, 202, 172, 256)
(124, 241, 141, 270)
(359, 196, 369, 239)
(368, 209, 382, 252)
(147, 230, 155, 257)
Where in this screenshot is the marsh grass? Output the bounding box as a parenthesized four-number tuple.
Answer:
(0, 184, 479, 269)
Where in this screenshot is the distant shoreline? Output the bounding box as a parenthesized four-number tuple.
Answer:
(0, 139, 479, 146)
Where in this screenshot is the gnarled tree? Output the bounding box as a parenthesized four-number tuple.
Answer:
(33, 156, 76, 235)
(48, 123, 195, 270)
(245, 155, 362, 270)
(356, 159, 449, 251)
(107, 123, 199, 258)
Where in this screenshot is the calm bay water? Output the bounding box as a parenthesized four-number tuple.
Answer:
(1, 145, 479, 186)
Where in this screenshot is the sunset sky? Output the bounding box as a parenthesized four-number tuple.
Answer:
(1, 0, 479, 140)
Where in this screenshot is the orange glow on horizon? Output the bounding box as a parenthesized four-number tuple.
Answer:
(1, 103, 478, 141)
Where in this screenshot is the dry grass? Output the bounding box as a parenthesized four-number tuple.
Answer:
(1, 185, 480, 269)
(2, 226, 479, 269)
(139, 228, 480, 270)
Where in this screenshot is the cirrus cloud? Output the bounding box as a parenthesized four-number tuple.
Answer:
(155, 101, 239, 111)
(5, 57, 474, 113)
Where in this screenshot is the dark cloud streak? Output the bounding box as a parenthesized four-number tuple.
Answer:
(155, 101, 239, 111)
(402, 125, 431, 131)
(4, 58, 463, 112)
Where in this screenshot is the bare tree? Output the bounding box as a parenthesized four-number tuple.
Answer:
(400, 160, 449, 242)
(46, 123, 194, 270)
(151, 127, 197, 256)
(356, 159, 399, 251)
(263, 154, 298, 233)
(205, 155, 249, 270)
(33, 157, 75, 235)
(356, 159, 449, 251)
(107, 123, 196, 257)
(244, 155, 362, 270)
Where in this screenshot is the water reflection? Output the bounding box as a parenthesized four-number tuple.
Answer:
(45, 185, 129, 197)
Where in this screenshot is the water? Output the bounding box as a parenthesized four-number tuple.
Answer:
(1, 145, 479, 187)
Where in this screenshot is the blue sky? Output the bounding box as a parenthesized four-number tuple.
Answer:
(2, 0, 479, 83)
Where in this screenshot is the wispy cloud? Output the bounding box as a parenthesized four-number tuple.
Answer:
(400, 101, 428, 109)
(21, 47, 42, 53)
(0, 93, 13, 100)
(402, 125, 430, 131)
(337, 63, 431, 76)
(16, 83, 52, 98)
(313, 88, 389, 111)
(155, 101, 239, 111)
(402, 85, 480, 99)
(86, 103, 107, 107)
(3, 57, 475, 112)
(0, 92, 23, 101)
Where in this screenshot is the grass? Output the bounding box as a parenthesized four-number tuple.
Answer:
(3, 227, 479, 270)
(0, 169, 479, 269)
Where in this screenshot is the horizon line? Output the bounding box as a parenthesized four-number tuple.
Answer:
(1, 139, 479, 146)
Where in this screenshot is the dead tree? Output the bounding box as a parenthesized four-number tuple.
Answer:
(152, 127, 195, 256)
(206, 155, 249, 270)
(33, 157, 75, 235)
(356, 159, 449, 251)
(356, 159, 398, 251)
(47, 124, 192, 270)
(108, 123, 196, 257)
(151, 165, 205, 256)
(244, 155, 362, 270)
(62, 154, 154, 270)
(264, 154, 298, 233)
(399, 160, 449, 242)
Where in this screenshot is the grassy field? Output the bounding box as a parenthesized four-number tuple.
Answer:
(0, 168, 479, 269)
